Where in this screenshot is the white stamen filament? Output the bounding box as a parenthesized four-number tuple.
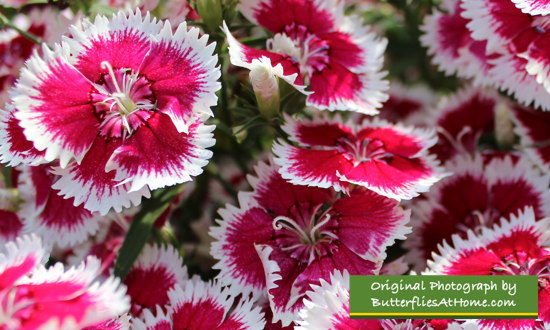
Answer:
(308, 213, 332, 242)
(471, 210, 486, 227)
(100, 61, 138, 116)
(273, 215, 310, 243)
(436, 125, 472, 155)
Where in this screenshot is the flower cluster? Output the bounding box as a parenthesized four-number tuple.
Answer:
(0, 0, 549, 329)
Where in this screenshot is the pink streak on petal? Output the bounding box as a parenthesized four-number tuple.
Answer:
(513, 0, 550, 15)
(342, 157, 433, 192)
(357, 126, 425, 157)
(490, 180, 545, 220)
(125, 266, 177, 315)
(0, 210, 23, 242)
(4, 112, 45, 162)
(36, 188, 94, 232)
(333, 188, 405, 259)
(74, 30, 152, 81)
(108, 113, 210, 190)
(53, 137, 135, 213)
(277, 146, 350, 190)
(13, 282, 93, 329)
(0, 255, 39, 289)
(140, 41, 210, 128)
(252, 159, 335, 214)
(320, 31, 364, 71)
(290, 121, 354, 147)
(308, 62, 362, 108)
(171, 298, 226, 330)
(437, 2, 471, 59)
(222, 207, 274, 290)
(442, 248, 500, 275)
(486, 229, 545, 259)
(267, 244, 377, 316)
(482, 0, 535, 53)
(251, 0, 335, 34)
(27, 58, 99, 158)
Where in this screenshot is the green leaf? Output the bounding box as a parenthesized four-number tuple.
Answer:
(2, 166, 12, 188)
(113, 184, 184, 280)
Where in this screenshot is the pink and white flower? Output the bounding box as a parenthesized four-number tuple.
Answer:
(420, 0, 501, 87)
(0, 104, 47, 167)
(511, 103, 550, 174)
(0, 235, 129, 329)
(273, 114, 445, 200)
(8, 10, 220, 214)
(223, 0, 388, 114)
(131, 276, 265, 329)
(461, 0, 550, 109)
(295, 270, 384, 330)
(123, 243, 188, 317)
(425, 207, 550, 329)
(296, 270, 467, 330)
(210, 159, 410, 325)
(377, 82, 436, 126)
(429, 88, 503, 163)
(406, 154, 550, 268)
(17, 165, 105, 249)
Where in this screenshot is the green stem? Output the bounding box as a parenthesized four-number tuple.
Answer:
(0, 13, 42, 44)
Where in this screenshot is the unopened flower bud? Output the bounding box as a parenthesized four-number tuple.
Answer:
(495, 101, 515, 149)
(250, 61, 280, 119)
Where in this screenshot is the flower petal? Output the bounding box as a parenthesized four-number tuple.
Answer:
(0, 104, 46, 166)
(12, 44, 99, 167)
(52, 137, 150, 215)
(512, 0, 550, 15)
(106, 113, 214, 192)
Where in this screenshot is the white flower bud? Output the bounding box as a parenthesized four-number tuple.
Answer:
(249, 60, 280, 118)
(494, 101, 515, 148)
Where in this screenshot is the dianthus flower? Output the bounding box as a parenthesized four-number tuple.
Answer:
(425, 207, 550, 329)
(421, 0, 499, 87)
(223, 0, 388, 114)
(131, 276, 265, 329)
(16, 164, 104, 248)
(429, 88, 502, 163)
(210, 159, 410, 325)
(6, 10, 220, 214)
(461, 0, 550, 110)
(0, 235, 129, 329)
(296, 270, 470, 330)
(122, 244, 188, 318)
(406, 154, 550, 268)
(273, 114, 445, 200)
(511, 103, 550, 175)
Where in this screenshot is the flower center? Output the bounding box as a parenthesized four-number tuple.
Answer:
(272, 203, 337, 263)
(456, 209, 501, 234)
(92, 61, 156, 139)
(335, 136, 393, 166)
(491, 251, 550, 287)
(267, 24, 330, 80)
